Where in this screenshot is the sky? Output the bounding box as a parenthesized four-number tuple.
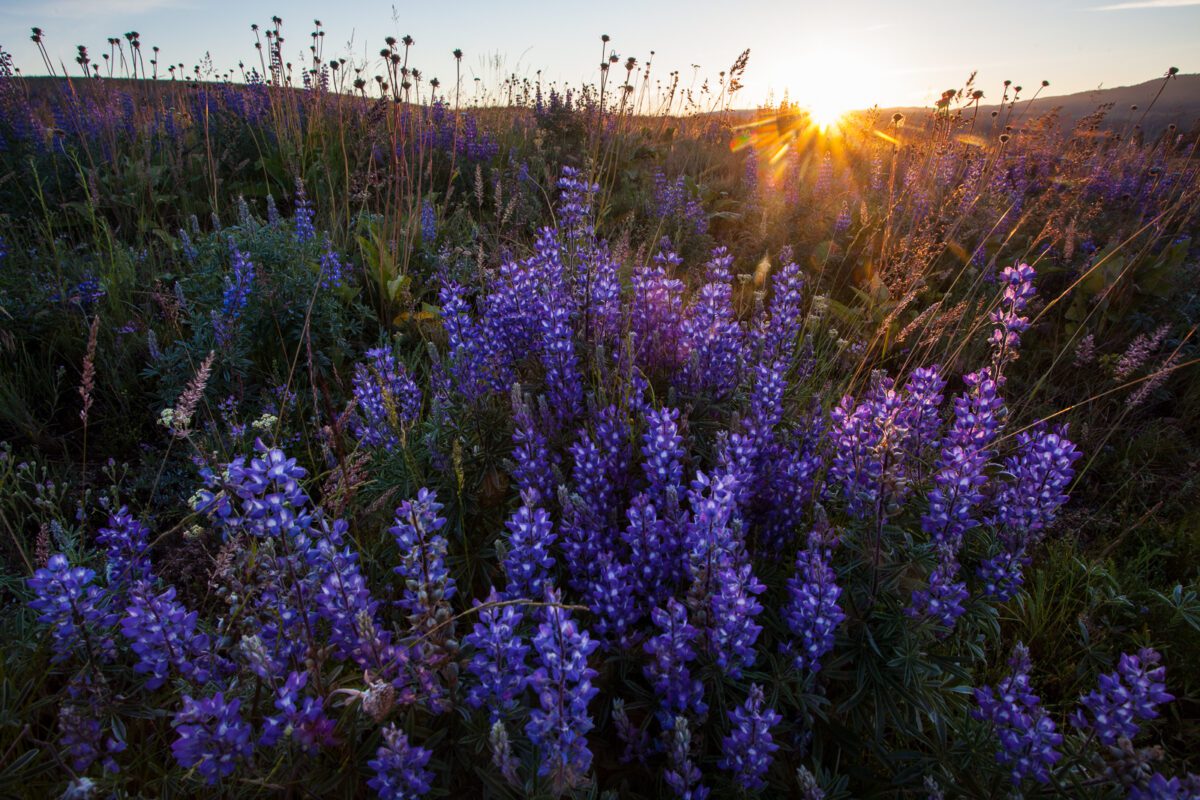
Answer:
(2, 0, 1197, 110)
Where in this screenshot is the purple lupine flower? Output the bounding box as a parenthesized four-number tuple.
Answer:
(709, 561, 766, 678)
(980, 424, 1080, 599)
(58, 677, 124, 774)
(1129, 773, 1200, 800)
(612, 697, 650, 764)
(419, 198, 436, 244)
(683, 470, 743, 596)
(439, 282, 495, 403)
(27, 554, 118, 663)
(96, 507, 151, 589)
(259, 671, 337, 754)
(489, 720, 521, 786)
(587, 551, 640, 646)
(642, 406, 686, 512)
(664, 714, 709, 800)
(924, 370, 1004, 550)
(212, 245, 256, 348)
(569, 429, 615, 527)
(1071, 648, 1174, 746)
(390, 488, 456, 626)
(834, 201, 851, 234)
(293, 178, 316, 244)
(644, 598, 706, 719)
(577, 242, 623, 344)
(901, 366, 946, 464)
(540, 302, 583, 425)
(826, 373, 913, 519)
(623, 493, 675, 607)
(178, 229, 198, 263)
(909, 368, 1004, 627)
(594, 404, 632, 492)
(526, 589, 600, 794)
(783, 529, 844, 674)
(719, 684, 782, 792)
(972, 643, 1062, 785)
(502, 497, 556, 601)
(367, 725, 433, 799)
(510, 391, 555, 505)
(631, 258, 687, 375)
(680, 249, 745, 399)
(319, 242, 349, 289)
(651, 171, 707, 235)
(1114, 324, 1171, 382)
(121, 580, 212, 689)
(463, 588, 529, 717)
(988, 263, 1036, 370)
(557, 166, 598, 241)
(307, 518, 392, 671)
(485, 230, 565, 372)
(350, 347, 422, 448)
(757, 259, 804, 363)
(743, 152, 759, 195)
(170, 693, 253, 785)
(559, 490, 607, 596)
(909, 547, 969, 629)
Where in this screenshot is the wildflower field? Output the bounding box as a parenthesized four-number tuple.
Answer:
(1, 19, 1199, 799)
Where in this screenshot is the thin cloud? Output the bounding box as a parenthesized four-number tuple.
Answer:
(1094, 0, 1200, 10)
(2, 0, 189, 18)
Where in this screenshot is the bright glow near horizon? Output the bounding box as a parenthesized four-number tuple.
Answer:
(784, 40, 884, 125)
(1, 0, 1196, 109)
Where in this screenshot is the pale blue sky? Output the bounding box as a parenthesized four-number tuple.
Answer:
(2, 0, 1197, 108)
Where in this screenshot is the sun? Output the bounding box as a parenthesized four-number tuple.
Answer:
(807, 101, 848, 132)
(785, 41, 883, 130)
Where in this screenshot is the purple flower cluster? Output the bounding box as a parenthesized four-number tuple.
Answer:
(368, 725, 433, 799)
(644, 598, 706, 719)
(120, 581, 213, 689)
(463, 589, 529, 717)
(680, 248, 744, 398)
(526, 591, 600, 794)
(96, 507, 151, 589)
(652, 170, 707, 236)
(212, 244, 256, 348)
(319, 242, 349, 289)
(909, 368, 1005, 627)
(28, 555, 117, 664)
(557, 166, 598, 240)
(719, 684, 782, 792)
(502, 498, 557, 601)
(170, 693, 253, 785)
(988, 263, 1036, 371)
(293, 178, 316, 244)
(665, 714, 709, 800)
(58, 678, 125, 775)
(390, 488, 456, 626)
(631, 255, 687, 374)
(783, 529, 845, 674)
(350, 347, 422, 448)
(1129, 773, 1200, 800)
(980, 424, 1081, 599)
(973, 643, 1062, 785)
(420, 198, 436, 244)
(259, 671, 337, 754)
(1071, 648, 1173, 746)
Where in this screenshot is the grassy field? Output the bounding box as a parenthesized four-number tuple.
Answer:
(0, 31, 1198, 798)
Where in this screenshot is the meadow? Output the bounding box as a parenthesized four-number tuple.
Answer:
(0, 20, 1199, 799)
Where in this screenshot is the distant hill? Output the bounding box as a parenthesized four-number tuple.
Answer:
(874, 74, 1200, 139)
(15, 73, 1200, 140)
